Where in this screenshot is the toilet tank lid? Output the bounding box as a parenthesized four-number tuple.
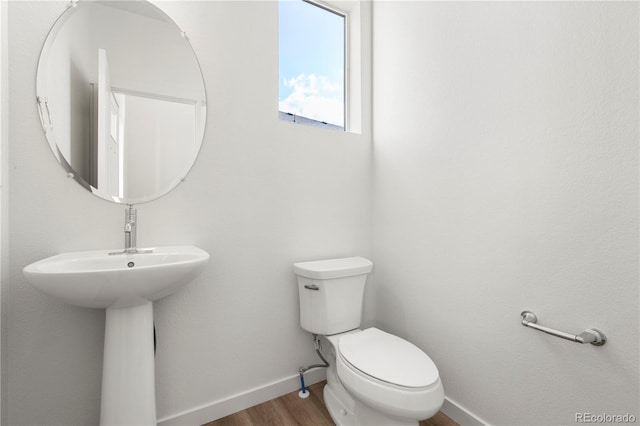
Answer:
(293, 257, 373, 279)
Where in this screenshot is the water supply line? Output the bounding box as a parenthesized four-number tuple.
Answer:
(298, 334, 329, 399)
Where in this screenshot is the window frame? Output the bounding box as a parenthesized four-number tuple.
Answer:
(302, 0, 348, 131)
(278, 0, 351, 131)
(313, 0, 365, 134)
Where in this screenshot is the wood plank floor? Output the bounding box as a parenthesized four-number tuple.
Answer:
(203, 381, 458, 426)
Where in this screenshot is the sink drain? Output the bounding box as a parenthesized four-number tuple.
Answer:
(127, 261, 135, 268)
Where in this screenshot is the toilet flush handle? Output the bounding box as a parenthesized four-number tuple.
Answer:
(304, 284, 319, 291)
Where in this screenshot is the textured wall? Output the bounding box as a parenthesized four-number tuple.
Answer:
(372, 2, 639, 425)
(4, 1, 371, 424)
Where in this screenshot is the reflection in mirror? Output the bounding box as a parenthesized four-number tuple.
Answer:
(36, 1, 207, 204)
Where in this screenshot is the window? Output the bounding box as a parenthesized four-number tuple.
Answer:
(279, 0, 346, 130)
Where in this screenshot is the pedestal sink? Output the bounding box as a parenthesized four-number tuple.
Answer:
(23, 245, 209, 425)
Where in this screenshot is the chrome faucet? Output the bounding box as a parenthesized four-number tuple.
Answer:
(109, 205, 152, 255)
(124, 205, 137, 253)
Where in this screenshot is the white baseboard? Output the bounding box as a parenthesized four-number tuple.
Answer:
(158, 370, 487, 426)
(441, 395, 489, 426)
(157, 368, 327, 426)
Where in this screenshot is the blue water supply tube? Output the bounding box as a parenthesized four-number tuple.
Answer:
(298, 371, 309, 399)
(297, 334, 330, 399)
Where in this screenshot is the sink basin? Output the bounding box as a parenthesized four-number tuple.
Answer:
(23, 245, 209, 308)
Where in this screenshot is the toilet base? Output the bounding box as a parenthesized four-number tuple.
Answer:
(324, 382, 356, 425)
(324, 382, 419, 426)
(322, 338, 419, 426)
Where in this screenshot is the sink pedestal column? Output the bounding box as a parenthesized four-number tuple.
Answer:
(100, 301, 156, 425)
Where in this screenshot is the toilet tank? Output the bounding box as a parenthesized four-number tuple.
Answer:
(293, 257, 373, 335)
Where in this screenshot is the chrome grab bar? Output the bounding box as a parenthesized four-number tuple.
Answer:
(521, 311, 606, 346)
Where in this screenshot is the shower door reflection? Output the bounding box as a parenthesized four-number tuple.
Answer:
(92, 78, 204, 202)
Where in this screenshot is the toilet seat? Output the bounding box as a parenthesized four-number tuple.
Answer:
(339, 328, 439, 388)
(335, 328, 444, 420)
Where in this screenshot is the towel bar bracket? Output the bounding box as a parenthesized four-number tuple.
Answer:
(520, 311, 606, 346)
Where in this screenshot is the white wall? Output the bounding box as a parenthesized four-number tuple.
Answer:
(4, 1, 371, 424)
(372, 2, 639, 425)
(0, 1, 8, 422)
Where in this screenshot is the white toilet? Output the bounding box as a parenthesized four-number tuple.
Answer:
(294, 256, 444, 426)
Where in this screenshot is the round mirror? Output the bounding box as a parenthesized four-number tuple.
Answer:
(36, 0, 207, 204)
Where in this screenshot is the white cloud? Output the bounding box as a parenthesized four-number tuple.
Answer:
(279, 73, 344, 127)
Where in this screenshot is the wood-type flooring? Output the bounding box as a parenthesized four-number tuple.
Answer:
(203, 381, 458, 426)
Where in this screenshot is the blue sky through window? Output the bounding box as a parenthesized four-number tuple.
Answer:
(279, 0, 345, 128)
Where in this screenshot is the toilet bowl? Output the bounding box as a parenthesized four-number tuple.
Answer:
(323, 328, 444, 425)
(294, 257, 445, 425)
